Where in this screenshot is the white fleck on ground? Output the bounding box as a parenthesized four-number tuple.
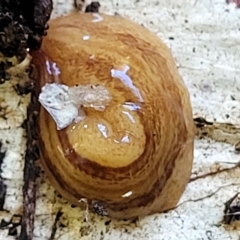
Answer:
(0, 0, 240, 239)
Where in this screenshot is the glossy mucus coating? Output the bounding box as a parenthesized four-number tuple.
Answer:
(32, 13, 195, 219)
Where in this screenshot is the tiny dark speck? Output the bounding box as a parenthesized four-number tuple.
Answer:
(105, 220, 111, 225)
(169, 37, 174, 40)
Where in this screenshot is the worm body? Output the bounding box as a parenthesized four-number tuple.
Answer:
(32, 13, 195, 219)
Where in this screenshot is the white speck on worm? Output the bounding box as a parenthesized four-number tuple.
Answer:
(121, 191, 133, 198)
(83, 35, 90, 40)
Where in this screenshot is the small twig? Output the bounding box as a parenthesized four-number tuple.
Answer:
(19, 73, 40, 240)
(177, 183, 240, 209)
(190, 163, 240, 182)
(49, 211, 63, 240)
(0, 142, 6, 211)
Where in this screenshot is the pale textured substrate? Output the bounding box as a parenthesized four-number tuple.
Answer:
(0, 0, 240, 239)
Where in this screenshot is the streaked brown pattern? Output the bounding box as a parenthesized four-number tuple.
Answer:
(31, 13, 195, 219)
